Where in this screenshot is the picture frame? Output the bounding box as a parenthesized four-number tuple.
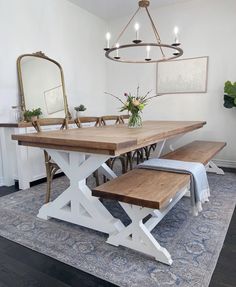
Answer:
(44, 85, 64, 115)
(156, 56, 209, 95)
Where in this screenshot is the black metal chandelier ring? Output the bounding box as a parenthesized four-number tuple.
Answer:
(105, 43, 183, 64)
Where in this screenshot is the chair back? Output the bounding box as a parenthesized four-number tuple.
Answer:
(31, 118, 69, 132)
(100, 115, 121, 126)
(119, 114, 130, 124)
(75, 117, 101, 128)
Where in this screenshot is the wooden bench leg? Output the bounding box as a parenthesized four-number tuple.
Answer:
(107, 203, 173, 265)
(206, 161, 224, 175)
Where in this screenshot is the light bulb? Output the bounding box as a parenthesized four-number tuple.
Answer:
(174, 26, 179, 35)
(105, 32, 111, 49)
(134, 23, 140, 41)
(173, 26, 180, 44)
(116, 43, 120, 58)
(106, 32, 111, 40)
(134, 23, 140, 31)
(146, 45, 151, 59)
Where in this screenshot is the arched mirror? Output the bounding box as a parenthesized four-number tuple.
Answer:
(17, 51, 71, 120)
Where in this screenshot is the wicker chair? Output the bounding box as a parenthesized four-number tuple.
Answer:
(31, 118, 69, 203)
(74, 116, 101, 128)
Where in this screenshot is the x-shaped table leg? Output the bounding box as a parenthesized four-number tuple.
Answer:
(37, 149, 124, 234)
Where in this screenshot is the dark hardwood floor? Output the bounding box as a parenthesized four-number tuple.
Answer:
(209, 206, 236, 287)
(0, 185, 118, 287)
(0, 235, 117, 287)
(0, 172, 235, 287)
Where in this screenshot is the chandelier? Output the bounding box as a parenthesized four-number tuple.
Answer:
(104, 0, 183, 63)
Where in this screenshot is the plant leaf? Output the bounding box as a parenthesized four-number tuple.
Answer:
(224, 94, 235, 108)
(224, 81, 236, 97)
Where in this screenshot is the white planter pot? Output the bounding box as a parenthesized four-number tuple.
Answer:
(76, 111, 85, 118)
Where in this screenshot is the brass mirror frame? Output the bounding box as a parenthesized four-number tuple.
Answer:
(17, 51, 71, 120)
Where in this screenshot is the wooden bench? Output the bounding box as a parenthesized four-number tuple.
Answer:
(92, 141, 226, 265)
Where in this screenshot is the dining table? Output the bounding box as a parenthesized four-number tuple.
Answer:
(12, 120, 206, 235)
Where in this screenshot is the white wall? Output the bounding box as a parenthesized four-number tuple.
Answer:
(0, 0, 235, 185)
(106, 0, 236, 166)
(0, 0, 107, 121)
(0, 0, 107, 184)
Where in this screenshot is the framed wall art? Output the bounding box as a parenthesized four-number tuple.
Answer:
(156, 56, 209, 95)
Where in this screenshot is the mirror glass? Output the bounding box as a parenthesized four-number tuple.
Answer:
(18, 53, 69, 119)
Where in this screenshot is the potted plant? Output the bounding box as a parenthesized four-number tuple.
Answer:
(74, 104, 87, 118)
(24, 108, 42, 122)
(224, 81, 236, 109)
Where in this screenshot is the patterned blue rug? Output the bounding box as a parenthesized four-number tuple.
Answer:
(0, 171, 235, 287)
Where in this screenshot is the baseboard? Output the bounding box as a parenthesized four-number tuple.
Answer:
(213, 159, 236, 169)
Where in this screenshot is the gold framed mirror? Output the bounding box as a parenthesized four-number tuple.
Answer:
(17, 51, 71, 120)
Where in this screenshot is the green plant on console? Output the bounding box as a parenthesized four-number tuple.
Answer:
(74, 104, 86, 112)
(224, 81, 236, 109)
(24, 108, 42, 121)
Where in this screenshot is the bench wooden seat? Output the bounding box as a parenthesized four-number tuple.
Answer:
(92, 140, 226, 265)
(94, 169, 190, 209)
(92, 141, 226, 209)
(162, 140, 226, 165)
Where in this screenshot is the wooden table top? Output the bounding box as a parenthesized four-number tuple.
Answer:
(12, 121, 206, 155)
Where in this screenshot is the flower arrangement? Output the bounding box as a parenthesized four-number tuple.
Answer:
(105, 87, 158, 128)
(224, 81, 236, 109)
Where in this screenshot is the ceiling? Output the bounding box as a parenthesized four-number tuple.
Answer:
(68, 0, 189, 20)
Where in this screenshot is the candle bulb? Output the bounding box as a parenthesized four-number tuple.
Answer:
(104, 32, 111, 51)
(145, 45, 151, 61)
(133, 22, 142, 44)
(172, 26, 180, 46)
(174, 26, 179, 43)
(135, 23, 140, 40)
(106, 32, 111, 48)
(116, 43, 119, 57)
(114, 43, 120, 59)
(146, 46, 150, 58)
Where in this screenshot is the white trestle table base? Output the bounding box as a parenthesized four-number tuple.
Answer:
(13, 121, 222, 264)
(36, 141, 223, 265)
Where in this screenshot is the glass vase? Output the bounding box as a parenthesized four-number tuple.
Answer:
(128, 112, 142, 128)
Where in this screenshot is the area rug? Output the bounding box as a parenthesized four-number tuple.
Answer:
(0, 171, 235, 287)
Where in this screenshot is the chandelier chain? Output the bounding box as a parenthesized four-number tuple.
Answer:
(145, 7, 165, 58)
(113, 7, 141, 48)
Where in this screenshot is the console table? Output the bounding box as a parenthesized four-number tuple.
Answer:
(0, 121, 75, 189)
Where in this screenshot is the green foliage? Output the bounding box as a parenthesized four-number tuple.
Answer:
(74, 104, 86, 112)
(106, 87, 158, 115)
(224, 81, 236, 109)
(24, 108, 42, 121)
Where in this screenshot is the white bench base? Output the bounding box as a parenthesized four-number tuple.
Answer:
(206, 160, 224, 175)
(107, 186, 189, 265)
(37, 140, 224, 265)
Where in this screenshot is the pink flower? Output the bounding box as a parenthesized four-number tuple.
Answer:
(124, 93, 128, 97)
